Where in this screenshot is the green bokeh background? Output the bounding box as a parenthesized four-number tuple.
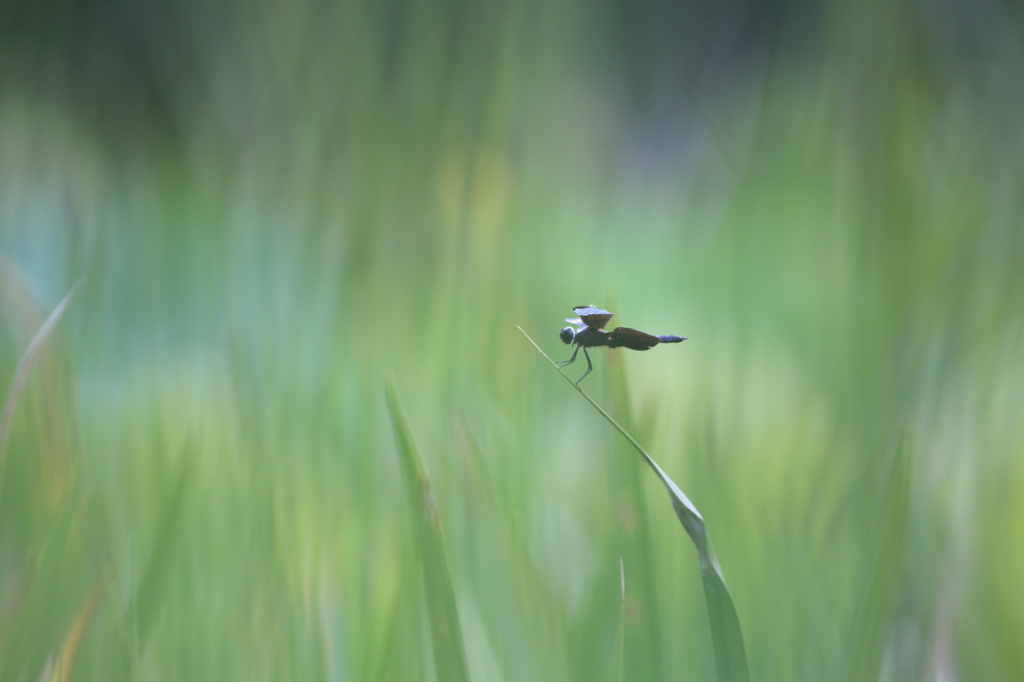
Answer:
(2, 0, 1024, 679)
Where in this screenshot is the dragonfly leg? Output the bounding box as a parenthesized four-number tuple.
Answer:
(556, 345, 580, 367)
(575, 348, 593, 385)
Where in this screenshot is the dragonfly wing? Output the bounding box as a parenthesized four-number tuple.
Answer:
(607, 327, 661, 351)
(564, 317, 586, 328)
(573, 306, 614, 330)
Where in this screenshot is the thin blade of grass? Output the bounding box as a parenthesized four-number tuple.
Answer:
(111, 445, 194, 680)
(369, 552, 423, 682)
(846, 430, 912, 682)
(0, 279, 83, 508)
(385, 377, 471, 682)
(606, 332, 668, 681)
(0, 491, 80, 681)
(519, 325, 750, 682)
(47, 573, 110, 682)
(615, 557, 626, 682)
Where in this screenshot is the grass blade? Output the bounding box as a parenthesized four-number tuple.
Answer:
(385, 377, 471, 682)
(0, 279, 82, 508)
(47, 574, 110, 682)
(519, 326, 750, 682)
(846, 431, 912, 682)
(606, 332, 668, 681)
(615, 557, 626, 682)
(111, 446, 194, 680)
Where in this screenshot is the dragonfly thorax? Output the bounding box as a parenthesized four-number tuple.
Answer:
(572, 326, 610, 348)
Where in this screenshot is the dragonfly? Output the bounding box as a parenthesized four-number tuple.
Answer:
(557, 306, 687, 384)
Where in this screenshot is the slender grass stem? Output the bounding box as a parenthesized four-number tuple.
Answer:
(519, 325, 750, 682)
(386, 377, 471, 682)
(616, 557, 626, 682)
(0, 279, 82, 510)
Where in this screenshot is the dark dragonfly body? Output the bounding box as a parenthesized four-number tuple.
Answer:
(557, 306, 687, 384)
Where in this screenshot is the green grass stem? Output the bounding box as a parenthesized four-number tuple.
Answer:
(385, 377, 471, 682)
(0, 279, 82, 512)
(519, 325, 751, 682)
(616, 557, 626, 682)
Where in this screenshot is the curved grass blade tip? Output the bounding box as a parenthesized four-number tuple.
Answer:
(0, 279, 84, 506)
(518, 325, 750, 682)
(385, 376, 471, 682)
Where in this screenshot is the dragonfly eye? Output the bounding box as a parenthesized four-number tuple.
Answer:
(559, 327, 576, 344)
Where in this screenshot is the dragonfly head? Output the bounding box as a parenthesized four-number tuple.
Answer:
(559, 326, 576, 345)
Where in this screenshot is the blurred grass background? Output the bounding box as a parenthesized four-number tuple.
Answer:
(2, 0, 1024, 679)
